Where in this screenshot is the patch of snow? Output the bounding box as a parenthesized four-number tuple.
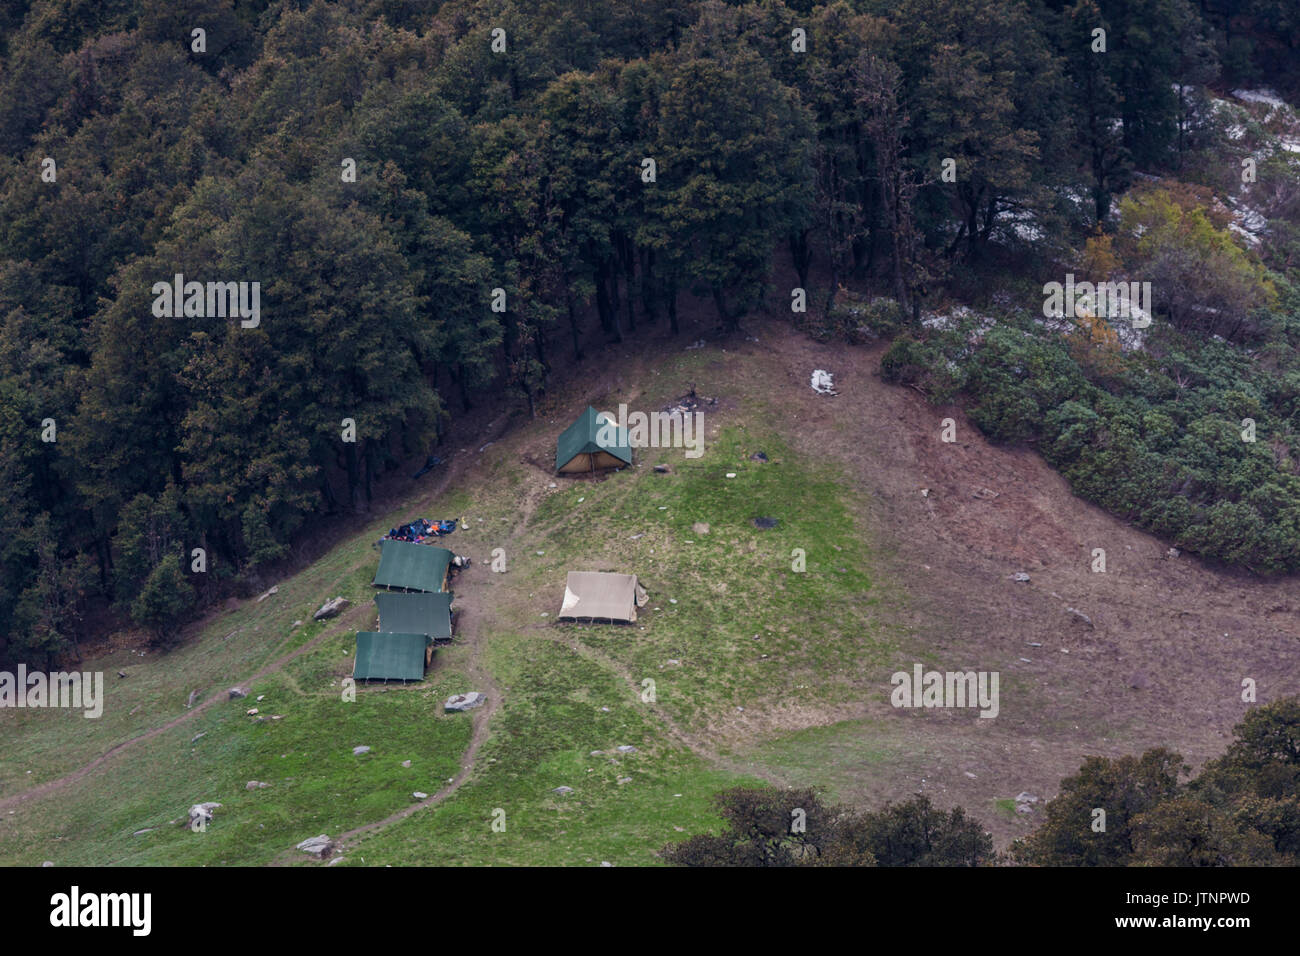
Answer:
(1232, 88, 1287, 110)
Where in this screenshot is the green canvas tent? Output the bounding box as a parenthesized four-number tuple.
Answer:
(375, 591, 454, 642)
(556, 406, 632, 475)
(353, 631, 432, 681)
(373, 539, 452, 592)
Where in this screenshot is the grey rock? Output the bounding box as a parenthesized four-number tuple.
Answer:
(616, 745, 637, 754)
(1014, 792, 1039, 804)
(401, 760, 412, 768)
(228, 687, 248, 699)
(296, 834, 333, 859)
(413, 792, 429, 800)
(314, 596, 349, 621)
(245, 781, 270, 790)
(353, 746, 371, 756)
(1013, 572, 1031, 583)
(552, 786, 574, 795)
(445, 692, 486, 712)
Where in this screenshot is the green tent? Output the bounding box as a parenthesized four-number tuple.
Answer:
(375, 591, 453, 642)
(556, 406, 632, 474)
(353, 631, 432, 681)
(373, 539, 452, 592)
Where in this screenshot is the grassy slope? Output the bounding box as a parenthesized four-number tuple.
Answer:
(0, 346, 895, 866)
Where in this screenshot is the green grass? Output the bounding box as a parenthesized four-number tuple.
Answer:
(334, 633, 758, 866)
(0, 376, 901, 866)
(523, 427, 891, 735)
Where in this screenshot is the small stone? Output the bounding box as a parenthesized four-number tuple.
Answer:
(245, 781, 270, 790)
(553, 786, 574, 795)
(353, 745, 371, 755)
(401, 760, 412, 768)
(616, 745, 637, 753)
(413, 792, 429, 800)
(1014, 572, 1030, 583)
(445, 692, 486, 712)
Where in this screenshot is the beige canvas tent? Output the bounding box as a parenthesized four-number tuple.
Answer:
(557, 571, 648, 623)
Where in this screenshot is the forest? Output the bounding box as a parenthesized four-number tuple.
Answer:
(2, 0, 1298, 665)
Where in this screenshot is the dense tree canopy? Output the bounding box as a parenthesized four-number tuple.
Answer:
(0, 0, 1295, 664)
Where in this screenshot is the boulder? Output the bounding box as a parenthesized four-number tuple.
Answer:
(296, 834, 333, 859)
(552, 786, 574, 795)
(1014, 792, 1038, 804)
(314, 596, 349, 621)
(1013, 572, 1030, 583)
(616, 745, 637, 754)
(228, 687, 248, 700)
(245, 781, 270, 790)
(186, 803, 220, 828)
(352, 745, 371, 756)
(445, 692, 486, 713)
(413, 792, 429, 800)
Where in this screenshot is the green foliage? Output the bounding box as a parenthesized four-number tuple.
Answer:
(662, 787, 993, 866)
(131, 553, 197, 647)
(0, 0, 1294, 657)
(1016, 698, 1300, 865)
(891, 309, 1300, 572)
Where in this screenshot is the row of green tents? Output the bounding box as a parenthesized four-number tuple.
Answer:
(353, 540, 458, 682)
(353, 406, 632, 680)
